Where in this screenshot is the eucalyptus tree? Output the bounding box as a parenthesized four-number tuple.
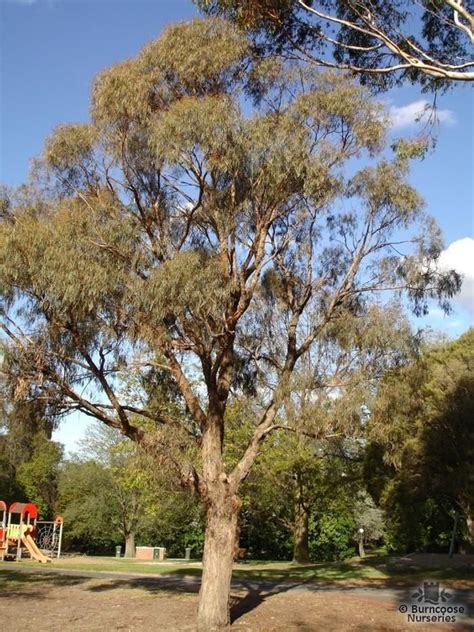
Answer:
(0, 18, 459, 631)
(199, 0, 474, 88)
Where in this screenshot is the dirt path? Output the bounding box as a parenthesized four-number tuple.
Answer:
(1, 565, 472, 631)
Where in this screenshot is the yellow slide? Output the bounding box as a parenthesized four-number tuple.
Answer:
(22, 534, 51, 564)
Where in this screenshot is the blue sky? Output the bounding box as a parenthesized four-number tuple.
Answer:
(1, 0, 473, 451)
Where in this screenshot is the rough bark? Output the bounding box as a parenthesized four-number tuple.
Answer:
(292, 496, 310, 564)
(124, 531, 136, 559)
(197, 493, 240, 631)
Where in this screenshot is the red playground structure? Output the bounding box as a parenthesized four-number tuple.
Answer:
(0, 501, 63, 563)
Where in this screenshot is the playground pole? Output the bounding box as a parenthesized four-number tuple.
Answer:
(16, 513, 23, 561)
(57, 521, 63, 559)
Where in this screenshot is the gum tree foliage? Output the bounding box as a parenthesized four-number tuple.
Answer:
(368, 329, 474, 551)
(198, 0, 474, 89)
(0, 19, 460, 631)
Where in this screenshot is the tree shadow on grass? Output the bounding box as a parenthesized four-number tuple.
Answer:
(0, 570, 89, 600)
(86, 575, 201, 595)
(231, 579, 473, 631)
(85, 575, 315, 624)
(229, 578, 315, 624)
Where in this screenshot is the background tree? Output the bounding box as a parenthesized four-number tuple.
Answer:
(351, 491, 385, 553)
(199, 0, 474, 88)
(0, 364, 62, 514)
(57, 459, 123, 553)
(140, 488, 205, 559)
(77, 424, 163, 558)
(0, 18, 459, 631)
(229, 305, 416, 564)
(241, 433, 363, 563)
(57, 451, 204, 557)
(368, 328, 474, 552)
(238, 427, 384, 563)
(15, 433, 62, 518)
(0, 437, 24, 504)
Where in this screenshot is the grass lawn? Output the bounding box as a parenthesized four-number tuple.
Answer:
(6, 551, 472, 584)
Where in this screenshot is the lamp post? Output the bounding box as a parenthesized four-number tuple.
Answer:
(358, 527, 365, 558)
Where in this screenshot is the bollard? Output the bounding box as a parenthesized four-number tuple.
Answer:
(115, 545, 122, 558)
(185, 547, 191, 561)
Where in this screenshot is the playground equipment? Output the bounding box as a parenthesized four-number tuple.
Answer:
(0, 501, 64, 563)
(36, 515, 64, 559)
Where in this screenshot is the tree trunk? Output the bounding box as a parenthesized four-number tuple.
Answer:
(197, 494, 240, 632)
(292, 503, 310, 564)
(292, 474, 310, 565)
(124, 531, 136, 558)
(466, 515, 474, 544)
(448, 513, 459, 558)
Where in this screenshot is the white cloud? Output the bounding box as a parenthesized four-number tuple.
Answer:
(389, 100, 455, 129)
(438, 238, 474, 315)
(428, 307, 446, 319)
(447, 319, 462, 329)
